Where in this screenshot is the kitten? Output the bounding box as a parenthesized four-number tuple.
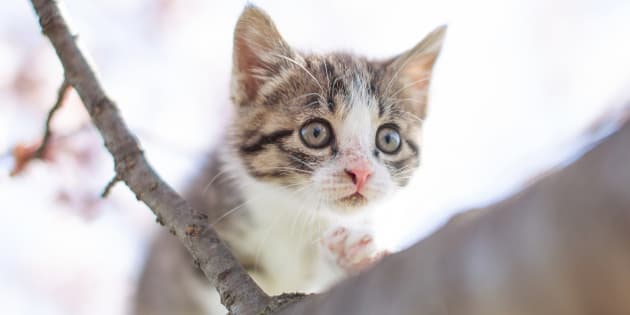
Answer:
(135, 5, 444, 315)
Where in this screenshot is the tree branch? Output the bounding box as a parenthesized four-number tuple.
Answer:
(9, 79, 70, 177)
(29, 1, 270, 314)
(34, 79, 71, 159)
(279, 107, 630, 315)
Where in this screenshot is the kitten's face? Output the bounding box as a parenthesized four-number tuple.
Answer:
(229, 7, 444, 214)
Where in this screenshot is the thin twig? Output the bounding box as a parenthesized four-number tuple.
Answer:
(34, 79, 71, 159)
(29, 1, 270, 314)
(101, 174, 120, 198)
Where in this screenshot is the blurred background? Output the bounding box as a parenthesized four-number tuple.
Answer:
(1, 0, 629, 314)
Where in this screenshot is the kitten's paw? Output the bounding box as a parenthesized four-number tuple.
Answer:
(321, 227, 388, 274)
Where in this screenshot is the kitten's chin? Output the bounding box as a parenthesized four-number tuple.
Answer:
(331, 193, 370, 214)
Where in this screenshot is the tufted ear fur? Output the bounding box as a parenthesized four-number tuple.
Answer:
(231, 5, 295, 106)
(385, 25, 446, 117)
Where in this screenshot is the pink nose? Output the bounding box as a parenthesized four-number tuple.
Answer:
(344, 167, 372, 193)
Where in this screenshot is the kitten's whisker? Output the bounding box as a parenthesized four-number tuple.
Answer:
(289, 92, 327, 105)
(384, 55, 417, 97)
(202, 168, 233, 194)
(392, 164, 417, 173)
(394, 171, 416, 179)
(258, 165, 314, 175)
(272, 53, 325, 94)
(395, 166, 417, 174)
(210, 182, 304, 226)
(252, 183, 312, 270)
(383, 98, 426, 124)
(406, 112, 426, 124)
(394, 172, 417, 180)
(390, 168, 415, 178)
(287, 155, 315, 171)
(389, 77, 430, 98)
(210, 200, 252, 227)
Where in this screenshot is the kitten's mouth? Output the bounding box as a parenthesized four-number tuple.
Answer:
(337, 192, 368, 208)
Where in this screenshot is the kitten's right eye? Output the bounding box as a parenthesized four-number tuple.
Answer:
(300, 119, 332, 149)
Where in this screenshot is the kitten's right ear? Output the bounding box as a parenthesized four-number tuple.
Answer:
(385, 25, 446, 117)
(232, 5, 293, 106)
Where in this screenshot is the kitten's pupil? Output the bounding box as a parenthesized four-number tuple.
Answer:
(384, 134, 391, 144)
(313, 128, 321, 138)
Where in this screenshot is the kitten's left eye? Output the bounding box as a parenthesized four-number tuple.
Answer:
(300, 119, 332, 149)
(376, 125, 401, 154)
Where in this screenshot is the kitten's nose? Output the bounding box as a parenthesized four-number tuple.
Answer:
(344, 167, 372, 193)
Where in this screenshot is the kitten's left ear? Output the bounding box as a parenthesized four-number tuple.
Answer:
(386, 25, 447, 115)
(232, 5, 295, 106)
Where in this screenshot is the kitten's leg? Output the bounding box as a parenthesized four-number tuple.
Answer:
(134, 230, 226, 315)
(320, 226, 389, 274)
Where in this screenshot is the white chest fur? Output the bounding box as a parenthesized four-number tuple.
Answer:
(233, 182, 345, 295)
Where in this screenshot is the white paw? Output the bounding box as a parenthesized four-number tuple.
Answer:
(320, 227, 388, 274)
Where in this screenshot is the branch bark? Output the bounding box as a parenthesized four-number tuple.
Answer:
(29, 1, 270, 314)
